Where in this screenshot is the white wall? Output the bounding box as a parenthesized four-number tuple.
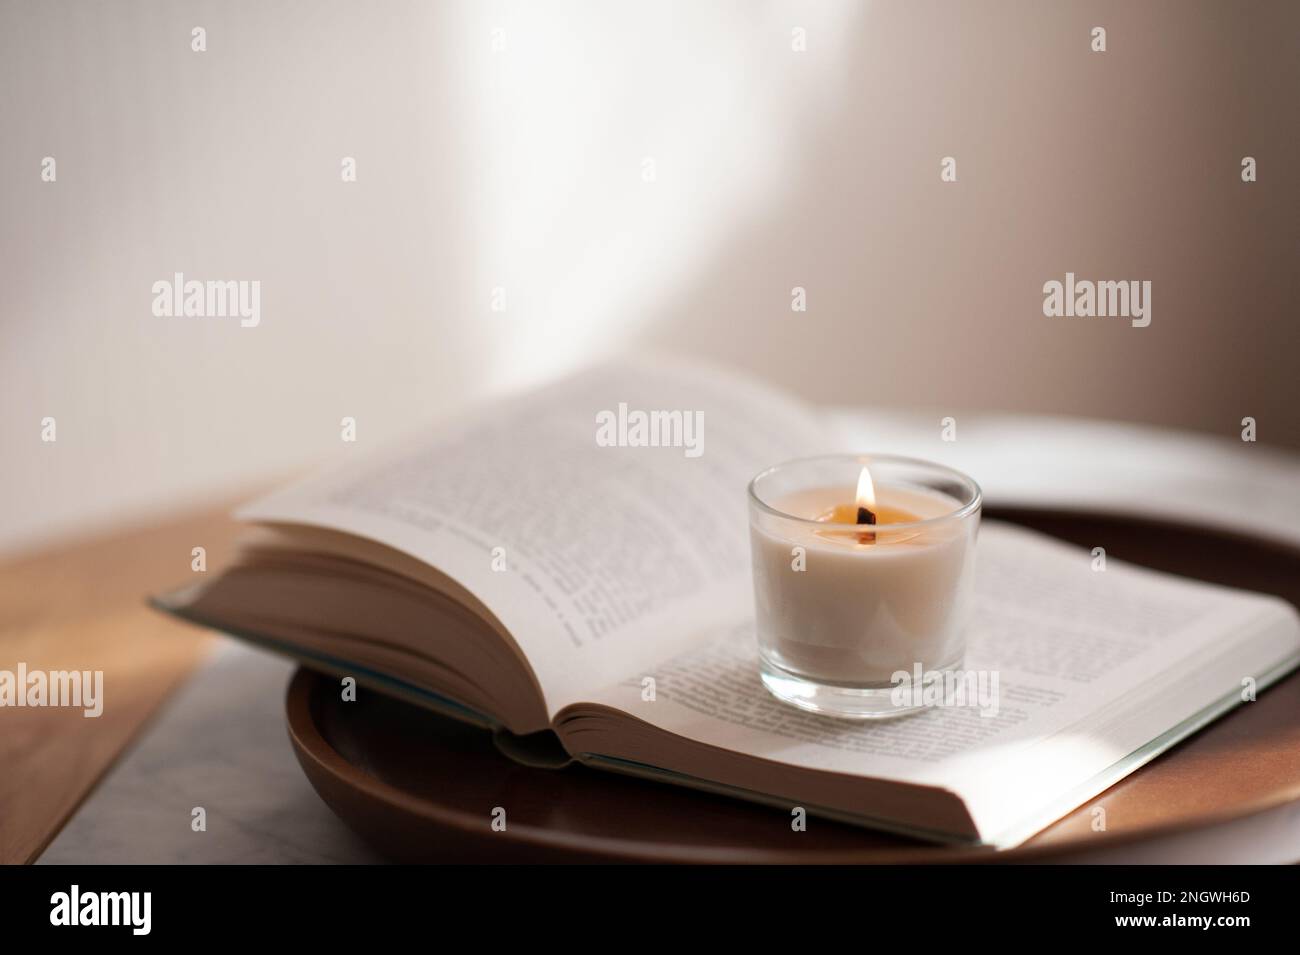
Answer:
(3, 1, 1296, 555)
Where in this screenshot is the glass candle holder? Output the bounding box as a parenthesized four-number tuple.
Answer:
(748, 454, 981, 719)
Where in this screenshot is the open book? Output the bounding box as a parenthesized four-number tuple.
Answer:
(155, 358, 1300, 847)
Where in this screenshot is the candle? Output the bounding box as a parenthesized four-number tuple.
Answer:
(747, 454, 981, 719)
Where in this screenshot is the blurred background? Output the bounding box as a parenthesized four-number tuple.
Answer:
(2, 0, 1297, 555)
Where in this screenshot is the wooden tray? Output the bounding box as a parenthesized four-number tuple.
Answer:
(285, 508, 1300, 863)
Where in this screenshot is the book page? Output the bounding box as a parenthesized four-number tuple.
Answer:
(238, 356, 826, 714)
(577, 522, 1298, 835)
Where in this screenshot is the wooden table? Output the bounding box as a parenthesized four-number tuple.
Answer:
(5, 503, 1300, 863)
(0, 505, 240, 864)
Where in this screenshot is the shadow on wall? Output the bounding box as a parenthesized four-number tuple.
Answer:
(637, 0, 1300, 448)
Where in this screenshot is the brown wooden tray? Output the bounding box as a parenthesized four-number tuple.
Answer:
(285, 508, 1300, 863)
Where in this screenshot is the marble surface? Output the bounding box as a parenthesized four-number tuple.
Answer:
(39, 642, 383, 864)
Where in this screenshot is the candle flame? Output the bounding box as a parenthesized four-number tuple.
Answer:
(855, 466, 876, 513)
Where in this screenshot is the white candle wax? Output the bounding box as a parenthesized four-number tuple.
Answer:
(750, 484, 976, 686)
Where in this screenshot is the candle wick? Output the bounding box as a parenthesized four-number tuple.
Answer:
(856, 506, 877, 526)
